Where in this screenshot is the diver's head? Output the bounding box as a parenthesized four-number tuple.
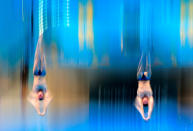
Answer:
(142, 96, 148, 106)
(37, 89, 44, 101)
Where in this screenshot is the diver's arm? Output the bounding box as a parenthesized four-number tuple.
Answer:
(28, 93, 41, 115)
(135, 96, 145, 119)
(145, 96, 154, 120)
(28, 93, 49, 116)
(136, 80, 153, 121)
(38, 92, 52, 116)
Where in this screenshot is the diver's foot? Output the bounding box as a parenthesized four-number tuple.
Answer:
(144, 72, 148, 77)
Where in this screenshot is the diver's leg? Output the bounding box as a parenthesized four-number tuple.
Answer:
(144, 52, 151, 79)
(33, 44, 41, 76)
(137, 52, 145, 80)
(40, 55, 46, 76)
(137, 51, 152, 80)
(33, 36, 46, 76)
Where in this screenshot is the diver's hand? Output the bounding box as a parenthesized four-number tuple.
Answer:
(34, 101, 47, 116)
(28, 91, 52, 116)
(135, 96, 145, 119)
(135, 96, 153, 121)
(38, 108, 46, 116)
(143, 96, 154, 121)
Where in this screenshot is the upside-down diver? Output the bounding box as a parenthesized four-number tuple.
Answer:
(28, 35, 52, 116)
(135, 52, 154, 121)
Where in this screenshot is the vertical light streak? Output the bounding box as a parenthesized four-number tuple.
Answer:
(188, 2, 193, 47)
(60, 0, 65, 27)
(22, 0, 24, 21)
(38, 0, 48, 36)
(51, 0, 56, 28)
(86, 0, 94, 49)
(57, 0, 60, 26)
(78, 3, 84, 50)
(66, 0, 70, 27)
(180, 1, 186, 46)
(44, 0, 48, 31)
(39, 0, 44, 36)
(120, 4, 124, 53)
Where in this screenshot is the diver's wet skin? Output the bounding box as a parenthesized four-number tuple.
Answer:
(135, 52, 154, 121)
(135, 80, 154, 121)
(28, 35, 52, 116)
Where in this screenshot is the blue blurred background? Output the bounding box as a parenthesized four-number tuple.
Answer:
(0, 0, 193, 130)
